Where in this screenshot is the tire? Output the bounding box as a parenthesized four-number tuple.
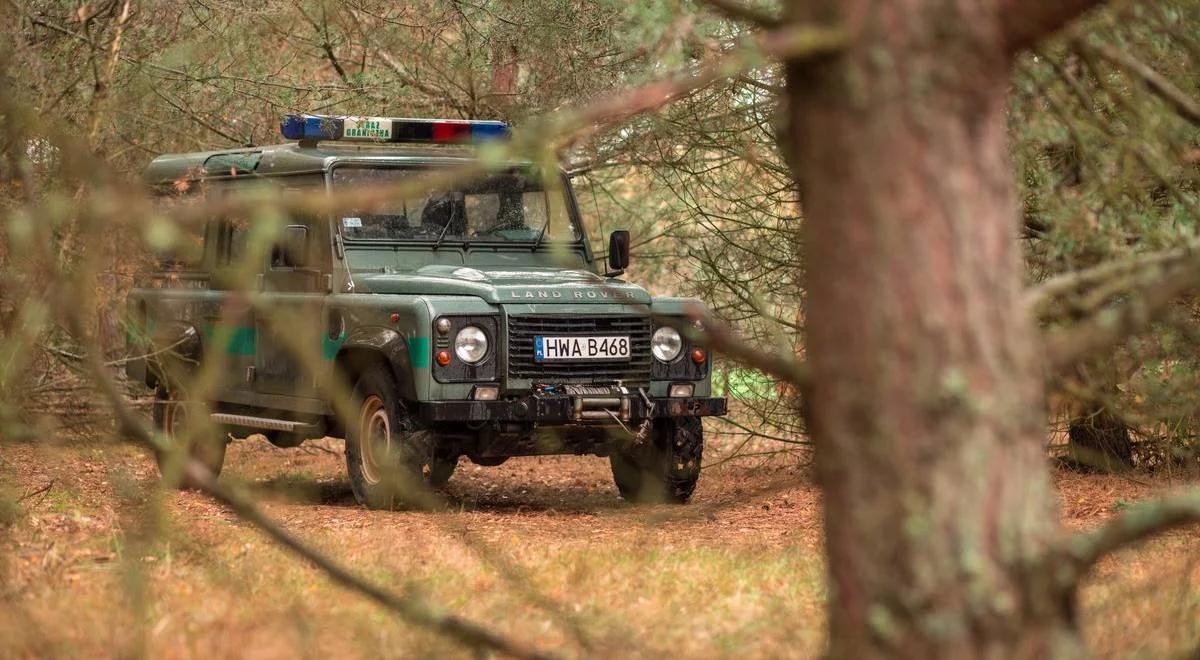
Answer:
(263, 430, 306, 448)
(345, 365, 456, 509)
(610, 417, 704, 504)
(151, 385, 227, 489)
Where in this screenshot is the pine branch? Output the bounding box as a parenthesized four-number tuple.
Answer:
(537, 22, 846, 150)
(1026, 238, 1200, 314)
(1082, 41, 1200, 126)
(1027, 234, 1200, 372)
(682, 305, 811, 390)
(1056, 490, 1200, 579)
(1041, 256, 1200, 372)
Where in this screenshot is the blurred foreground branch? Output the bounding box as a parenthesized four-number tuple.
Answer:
(687, 307, 810, 390)
(60, 312, 554, 660)
(697, 0, 783, 28)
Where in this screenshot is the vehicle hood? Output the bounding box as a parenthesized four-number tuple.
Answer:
(354, 265, 652, 305)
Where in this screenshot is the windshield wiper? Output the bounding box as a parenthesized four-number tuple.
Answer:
(431, 207, 458, 252)
(531, 218, 549, 252)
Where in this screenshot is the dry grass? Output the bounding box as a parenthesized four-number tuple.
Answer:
(1056, 470, 1200, 658)
(0, 437, 1197, 658)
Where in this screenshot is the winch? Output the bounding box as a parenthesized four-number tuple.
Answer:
(559, 384, 632, 422)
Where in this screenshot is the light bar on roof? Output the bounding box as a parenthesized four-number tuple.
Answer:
(280, 114, 510, 144)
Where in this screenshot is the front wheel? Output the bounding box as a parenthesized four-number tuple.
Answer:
(151, 385, 228, 489)
(610, 417, 704, 504)
(345, 366, 456, 509)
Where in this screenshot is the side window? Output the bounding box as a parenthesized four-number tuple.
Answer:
(208, 175, 326, 279)
(150, 189, 206, 272)
(270, 187, 321, 270)
(205, 178, 255, 273)
(225, 216, 250, 267)
(205, 214, 255, 291)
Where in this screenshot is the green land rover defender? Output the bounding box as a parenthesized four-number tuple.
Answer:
(126, 115, 727, 507)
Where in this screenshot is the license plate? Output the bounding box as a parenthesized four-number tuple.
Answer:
(535, 335, 630, 362)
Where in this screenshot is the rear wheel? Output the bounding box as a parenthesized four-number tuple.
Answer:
(151, 385, 228, 489)
(345, 366, 455, 509)
(610, 417, 704, 504)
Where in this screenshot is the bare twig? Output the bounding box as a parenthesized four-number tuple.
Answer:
(16, 480, 54, 504)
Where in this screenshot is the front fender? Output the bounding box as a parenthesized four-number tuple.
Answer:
(649, 296, 706, 318)
(336, 326, 418, 401)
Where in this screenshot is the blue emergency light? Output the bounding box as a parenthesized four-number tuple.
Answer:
(280, 114, 510, 144)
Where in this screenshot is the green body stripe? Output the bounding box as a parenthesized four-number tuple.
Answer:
(227, 326, 257, 356)
(203, 324, 257, 356)
(200, 326, 430, 368)
(407, 337, 431, 368)
(203, 323, 345, 360)
(322, 332, 346, 360)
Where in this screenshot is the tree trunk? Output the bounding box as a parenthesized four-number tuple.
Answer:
(783, 1, 1094, 656)
(1067, 406, 1133, 472)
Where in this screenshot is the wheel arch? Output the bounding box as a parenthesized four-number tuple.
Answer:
(146, 321, 204, 391)
(333, 327, 418, 402)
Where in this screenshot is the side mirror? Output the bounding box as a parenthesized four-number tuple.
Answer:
(607, 230, 630, 273)
(274, 225, 310, 269)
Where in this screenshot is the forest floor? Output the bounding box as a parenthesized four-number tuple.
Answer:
(1, 436, 1199, 658)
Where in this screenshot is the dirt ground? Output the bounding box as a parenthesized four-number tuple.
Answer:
(1, 435, 1199, 658)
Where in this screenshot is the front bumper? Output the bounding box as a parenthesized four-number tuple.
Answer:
(417, 394, 727, 424)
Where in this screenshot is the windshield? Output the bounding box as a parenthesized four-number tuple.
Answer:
(332, 166, 580, 243)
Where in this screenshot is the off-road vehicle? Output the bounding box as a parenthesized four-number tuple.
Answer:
(127, 115, 726, 507)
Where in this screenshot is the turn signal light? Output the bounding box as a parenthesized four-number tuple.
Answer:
(690, 348, 707, 364)
(435, 350, 451, 366)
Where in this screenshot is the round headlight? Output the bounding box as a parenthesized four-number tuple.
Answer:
(454, 326, 488, 364)
(652, 326, 682, 362)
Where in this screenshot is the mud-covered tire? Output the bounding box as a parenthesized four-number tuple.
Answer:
(610, 417, 703, 504)
(151, 385, 227, 489)
(345, 365, 456, 509)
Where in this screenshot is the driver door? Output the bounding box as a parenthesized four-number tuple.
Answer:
(255, 185, 331, 399)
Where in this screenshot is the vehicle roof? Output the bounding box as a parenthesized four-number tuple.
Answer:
(143, 142, 533, 186)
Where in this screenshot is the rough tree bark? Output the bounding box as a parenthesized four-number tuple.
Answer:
(783, 0, 1103, 656)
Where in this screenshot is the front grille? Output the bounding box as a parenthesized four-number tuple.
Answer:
(507, 315, 652, 385)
